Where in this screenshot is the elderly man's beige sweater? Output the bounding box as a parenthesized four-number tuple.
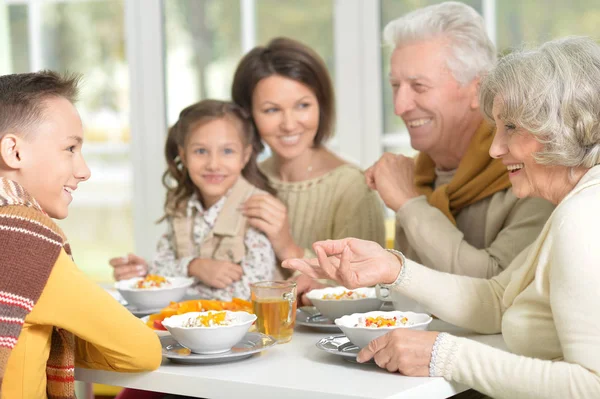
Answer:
(396, 169, 554, 278)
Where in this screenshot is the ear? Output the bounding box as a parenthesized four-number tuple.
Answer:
(0, 134, 23, 169)
(468, 76, 481, 110)
(242, 144, 252, 167)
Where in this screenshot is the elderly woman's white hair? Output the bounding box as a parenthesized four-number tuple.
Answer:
(383, 1, 496, 85)
(480, 36, 600, 169)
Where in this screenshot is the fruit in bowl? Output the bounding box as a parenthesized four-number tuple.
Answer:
(335, 310, 433, 348)
(115, 275, 193, 310)
(305, 286, 383, 320)
(145, 298, 253, 333)
(162, 310, 257, 354)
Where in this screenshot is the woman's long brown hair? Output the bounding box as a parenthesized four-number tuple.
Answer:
(161, 99, 274, 219)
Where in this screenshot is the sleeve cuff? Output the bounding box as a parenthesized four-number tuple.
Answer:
(429, 332, 462, 380)
(396, 195, 428, 224)
(386, 255, 415, 290)
(178, 256, 195, 277)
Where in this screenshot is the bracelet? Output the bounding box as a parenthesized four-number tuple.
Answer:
(377, 249, 406, 290)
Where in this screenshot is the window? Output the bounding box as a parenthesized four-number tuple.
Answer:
(164, 0, 334, 126)
(3, 4, 29, 73)
(163, 0, 242, 124)
(255, 0, 334, 74)
(6, 0, 598, 283)
(496, 0, 600, 51)
(3, 0, 131, 282)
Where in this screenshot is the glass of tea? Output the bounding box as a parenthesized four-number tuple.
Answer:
(250, 281, 297, 343)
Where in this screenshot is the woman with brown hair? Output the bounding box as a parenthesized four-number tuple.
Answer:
(232, 37, 386, 302)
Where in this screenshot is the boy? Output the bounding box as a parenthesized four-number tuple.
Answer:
(0, 71, 162, 398)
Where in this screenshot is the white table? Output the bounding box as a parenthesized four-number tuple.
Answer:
(76, 320, 506, 399)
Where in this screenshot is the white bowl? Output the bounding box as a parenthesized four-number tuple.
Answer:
(305, 286, 383, 320)
(375, 285, 430, 315)
(162, 311, 257, 354)
(335, 310, 433, 348)
(115, 276, 193, 310)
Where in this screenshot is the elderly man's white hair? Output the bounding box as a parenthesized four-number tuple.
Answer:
(383, 1, 496, 85)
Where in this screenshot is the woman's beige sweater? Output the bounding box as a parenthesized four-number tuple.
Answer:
(394, 165, 600, 399)
(260, 159, 386, 257)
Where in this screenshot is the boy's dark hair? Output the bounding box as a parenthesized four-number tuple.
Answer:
(231, 37, 336, 147)
(0, 70, 81, 137)
(162, 99, 275, 217)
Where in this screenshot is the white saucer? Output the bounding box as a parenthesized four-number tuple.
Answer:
(315, 335, 375, 364)
(125, 304, 164, 317)
(140, 316, 170, 337)
(162, 332, 277, 364)
(295, 307, 341, 332)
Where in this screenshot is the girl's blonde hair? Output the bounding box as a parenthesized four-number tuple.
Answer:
(162, 99, 274, 218)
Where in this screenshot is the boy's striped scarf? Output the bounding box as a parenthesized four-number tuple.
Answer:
(0, 177, 76, 398)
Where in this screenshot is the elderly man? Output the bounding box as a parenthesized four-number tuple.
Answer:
(366, 1, 553, 278)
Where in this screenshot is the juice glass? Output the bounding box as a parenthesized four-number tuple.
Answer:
(250, 281, 297, 343)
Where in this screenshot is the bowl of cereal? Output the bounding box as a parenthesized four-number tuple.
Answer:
(335, 310, 433, 348)
(305, 286, 383, 320)
(115, 275, 193, 311)
(162, 311, 257, 354)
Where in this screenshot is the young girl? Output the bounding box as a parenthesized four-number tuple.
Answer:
(110, 99, 278, 301)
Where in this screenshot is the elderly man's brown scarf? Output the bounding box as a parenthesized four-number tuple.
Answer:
(413, 121, 511, 225)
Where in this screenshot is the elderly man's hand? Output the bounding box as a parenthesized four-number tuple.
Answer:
(357, 329, 439, 376)
(365, 153, 420, 212)
(281, 238, 402, 289)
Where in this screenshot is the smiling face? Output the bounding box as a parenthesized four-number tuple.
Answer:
(179, 117, 251, 209)
(389, 38, 481, 160)
(251, 75, 320, 161)
(489, 97, 561, 200)
(0, 97, 91, 219)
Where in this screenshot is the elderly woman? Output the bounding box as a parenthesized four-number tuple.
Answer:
(283, 36, 600, 399)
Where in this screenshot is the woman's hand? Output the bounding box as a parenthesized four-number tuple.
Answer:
(291, 274, 327, 306)
(357, 329, 439, 376)
(282, 238, 402, 289)
(365, 153, 419, 212)
(188, 258, 243, 289)
(241, 194, 303, 260)
(109, 253, 148, 281)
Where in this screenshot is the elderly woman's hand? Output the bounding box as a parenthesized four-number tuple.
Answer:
(365, 153, 419, 212)
(357, 329, 439, 376)
(282, 238, 402, 289)
(241, 194, 304, 260)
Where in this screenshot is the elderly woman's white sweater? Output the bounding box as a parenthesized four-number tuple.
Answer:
(394, 165, 600, 399)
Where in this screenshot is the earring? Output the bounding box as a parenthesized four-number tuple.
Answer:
(174, 155, 184, 171)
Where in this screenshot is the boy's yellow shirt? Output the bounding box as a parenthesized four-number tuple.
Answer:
(3, 250, 162, 398)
